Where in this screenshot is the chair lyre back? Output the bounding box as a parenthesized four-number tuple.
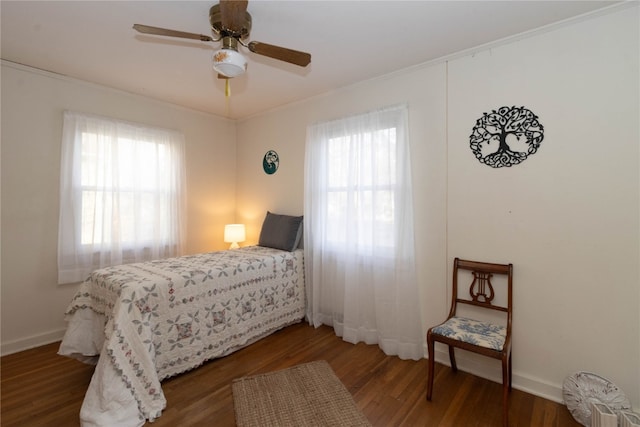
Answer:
(448, 258, 513, 329)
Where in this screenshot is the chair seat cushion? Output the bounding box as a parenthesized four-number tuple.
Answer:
(431, 316, 506, 351)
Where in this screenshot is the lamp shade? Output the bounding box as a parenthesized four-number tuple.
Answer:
(224, 224, 246, 249)
(213, 49, 247, 78)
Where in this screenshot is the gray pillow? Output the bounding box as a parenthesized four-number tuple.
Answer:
(258, 212, 303, 252)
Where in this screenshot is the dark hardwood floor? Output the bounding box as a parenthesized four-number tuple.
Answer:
(1, 322, 579, 426)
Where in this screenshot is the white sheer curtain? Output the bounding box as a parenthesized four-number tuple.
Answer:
(58, 111, 186, 284)
(304, 104, 423, 360)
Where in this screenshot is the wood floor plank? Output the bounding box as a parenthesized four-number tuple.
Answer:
(1, 322, 580, 426)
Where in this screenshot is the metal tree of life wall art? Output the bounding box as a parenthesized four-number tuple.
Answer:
(469, 106, 544, 168)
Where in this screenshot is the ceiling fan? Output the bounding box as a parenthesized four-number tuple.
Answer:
(133, 0, 311, 79)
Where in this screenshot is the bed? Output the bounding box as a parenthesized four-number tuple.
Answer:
(58, 213, 305, 427)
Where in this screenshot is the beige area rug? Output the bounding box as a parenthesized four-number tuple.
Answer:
(232, 360, 372, 427)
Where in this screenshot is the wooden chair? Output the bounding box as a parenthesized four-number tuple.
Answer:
(426, 257, 513, 427)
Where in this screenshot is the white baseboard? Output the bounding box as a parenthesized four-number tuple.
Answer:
(1, 329, 66, 356)
(428, 344, 564, 404)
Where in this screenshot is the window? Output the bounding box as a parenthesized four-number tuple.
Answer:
(303, 104, 423, 360)
(58, 111, 186, 284)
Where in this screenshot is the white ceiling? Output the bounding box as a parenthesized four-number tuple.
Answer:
(1, 1, 620, 120)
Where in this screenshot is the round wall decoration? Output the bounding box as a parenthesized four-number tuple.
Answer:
(263, 150, 279, 175)
(469, 106, 544, 168)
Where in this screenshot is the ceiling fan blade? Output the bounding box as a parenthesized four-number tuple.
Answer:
(133, 24, 214, 42)
(248, 41, 311, 67)
(220, 0, 248, 34)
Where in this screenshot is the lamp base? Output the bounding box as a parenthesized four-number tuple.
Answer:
(229, 242, 240, 249)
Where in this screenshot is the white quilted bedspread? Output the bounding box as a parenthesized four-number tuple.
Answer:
(59, 246, 305, 426)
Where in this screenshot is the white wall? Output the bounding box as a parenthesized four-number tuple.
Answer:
(1, 62, 237, 354)
(446, 6, 639, 405)
(235, 5, 639, 407)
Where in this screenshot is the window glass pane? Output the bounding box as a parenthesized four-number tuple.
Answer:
(328, 136, 348, 188)
(326, 191, 346, 243)
(81, 132, 99, 187)
(374, 189, 394, 247)
(80, 190, 97, 245)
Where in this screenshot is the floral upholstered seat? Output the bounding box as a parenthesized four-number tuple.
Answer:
(430, 316, 506, 351)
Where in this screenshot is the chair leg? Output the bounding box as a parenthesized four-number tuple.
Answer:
(502, 357, 510, 427)
(448, 346, 457, 372)
(509, 351, 513, 390)
(426, 334, 435, 401)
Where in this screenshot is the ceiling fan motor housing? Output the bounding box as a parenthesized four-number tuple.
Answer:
(209, 4, 252, 40)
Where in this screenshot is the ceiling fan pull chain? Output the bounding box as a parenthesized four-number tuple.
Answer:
(225, 79, 231, 117)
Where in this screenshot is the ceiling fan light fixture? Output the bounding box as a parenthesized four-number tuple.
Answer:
(213, 48, 247, 78)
